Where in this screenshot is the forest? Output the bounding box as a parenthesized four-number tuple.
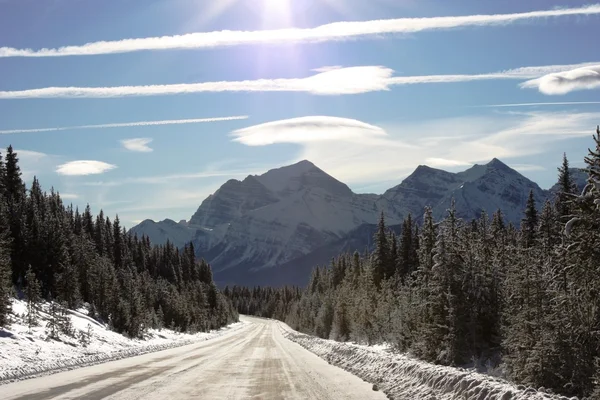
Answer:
(0, 145, 238, 338)
(225, 127, 600, 398)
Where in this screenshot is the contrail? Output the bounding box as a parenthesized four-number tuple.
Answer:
(1, 5, 599, 57)
(0, 116, 249, 134)
(1, 62, 598, 99)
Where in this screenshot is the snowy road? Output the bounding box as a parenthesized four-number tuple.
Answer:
(1, 316, 386, 399)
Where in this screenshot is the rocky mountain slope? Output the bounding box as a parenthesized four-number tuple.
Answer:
(130, 159, 575, 286)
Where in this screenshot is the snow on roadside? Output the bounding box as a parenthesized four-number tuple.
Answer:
(278, 322, 575, 400)
(0, 299, 245, 384)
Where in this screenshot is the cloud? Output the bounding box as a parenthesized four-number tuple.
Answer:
(0, 115, 248, 134)
(475, 101, 600, 108)
(231, 116, 398, 146)
(0, 66, 395, 98)
(59, 193, 79, 200)
(521, 65, 600, 95)
(121, 138, 153, 152)
(56, 160, 117, 176)
(311, 66, 344, 73)
(1, 5, 599, 57)
(231, 112, 600, 186)
(11, 149, 53, 181)
(425, 158, 473, 167)
(83, 167, 272, 187)
(510, 164, 546, 172)
(3, 62, 599, 99)
(13, 149, 48, 162)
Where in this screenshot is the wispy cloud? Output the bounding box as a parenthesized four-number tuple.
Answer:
(2, 62, 598, 99)
(56, 160, 117, 176)
(521, 65, 600, 95)
(425, 158, 473, 167)
(121, 138, 153, 152)
(59, 193, 79, 200)
(83, 167, 271, 187)
(510, 164, 546, 172)
(1, 5, 599, 57)
(0, 116, 248, 134)
(475, 101, 600, 108)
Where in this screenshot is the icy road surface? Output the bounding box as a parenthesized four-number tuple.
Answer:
(1, 316, 386, 400)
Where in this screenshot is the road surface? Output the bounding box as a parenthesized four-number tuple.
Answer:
(1, 316, 386, 399)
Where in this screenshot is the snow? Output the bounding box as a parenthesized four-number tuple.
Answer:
(255, 160, 318, 193)
(278, 322, 571, 400)
(0, 299, 244, 384)
(129, 218, 195, 247)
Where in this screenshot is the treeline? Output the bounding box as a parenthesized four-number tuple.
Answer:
(0, 145, 237, 337)
(224, 285, 301, 321)
(230, 129, 600, 398)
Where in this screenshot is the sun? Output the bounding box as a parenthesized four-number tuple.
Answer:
(256, 0, 294, 27)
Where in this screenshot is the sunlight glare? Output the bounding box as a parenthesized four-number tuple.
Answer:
(258, 0, 293, 27)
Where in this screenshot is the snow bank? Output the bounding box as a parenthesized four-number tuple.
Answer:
(0, 299, 245, 384)
(278, 323, 575, 400)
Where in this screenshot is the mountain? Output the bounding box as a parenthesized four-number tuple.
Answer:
(130, 218, 194, 249)
(131, 158, 554, 287)
(184, 161, 399, 279)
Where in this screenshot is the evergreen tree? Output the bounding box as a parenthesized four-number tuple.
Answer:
(521, 190, 538, 248)
(4, 146, 27, 285)
(25, 266, 41, 332)
(372, 212, 390, 287)
(0, 206, 12, 327)
(555, 153, 577, 219)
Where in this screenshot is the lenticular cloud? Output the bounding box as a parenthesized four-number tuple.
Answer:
(231, 116, 387, 146)
(56, 160, 117, 176)
(521, 65, 600, 95)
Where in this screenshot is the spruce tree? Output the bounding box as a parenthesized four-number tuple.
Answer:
(521, 190, 538, 248)
(25, 266, 41, 332)
(0, 200, 12, 327)
(555, 153, 577, 219)
(372, 212, 390, 287)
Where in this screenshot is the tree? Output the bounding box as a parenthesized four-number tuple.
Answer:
(521, 190, 538, 248)
(4, 146, 27, 285)
(25, 266, 41, 332)
(372, 212, 390, 287)
(555, 153, 577, 219)
(0, 194, 13, 327)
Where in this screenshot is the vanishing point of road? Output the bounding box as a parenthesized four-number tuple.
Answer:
(1, 316, 386, 399)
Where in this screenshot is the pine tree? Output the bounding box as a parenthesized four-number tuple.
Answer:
(0, 193, 13, 327)
(372, 212, 390, 287)
(4, 146, 27, 285)
(521, 190, 538, 248)
(25, 266, 41, 332)
(46, 295, 60, 339)
(555, 153, 577, 219)
(399, 214, 414, 281)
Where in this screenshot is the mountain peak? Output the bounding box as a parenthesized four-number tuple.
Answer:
(487, 158, 512, 171)
(255, 159, 338, 194)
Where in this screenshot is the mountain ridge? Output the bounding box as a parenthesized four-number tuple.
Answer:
(130, 159, 580, 286)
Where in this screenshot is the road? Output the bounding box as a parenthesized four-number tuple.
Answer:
(1, 316, 386, 399)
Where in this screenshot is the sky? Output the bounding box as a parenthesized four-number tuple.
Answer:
(1, 0, 600, 227)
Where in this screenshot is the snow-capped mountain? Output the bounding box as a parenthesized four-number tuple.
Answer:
(130, 158, 557, 286)
(188, 161, 399, 277)
(130, 218, 194, 249)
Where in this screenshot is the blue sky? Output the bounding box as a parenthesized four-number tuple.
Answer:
(1, 0, 600, 226)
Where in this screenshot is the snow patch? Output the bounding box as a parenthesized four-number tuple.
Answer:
(278, 323, 567, 400)
(0, 299, 244, 384)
